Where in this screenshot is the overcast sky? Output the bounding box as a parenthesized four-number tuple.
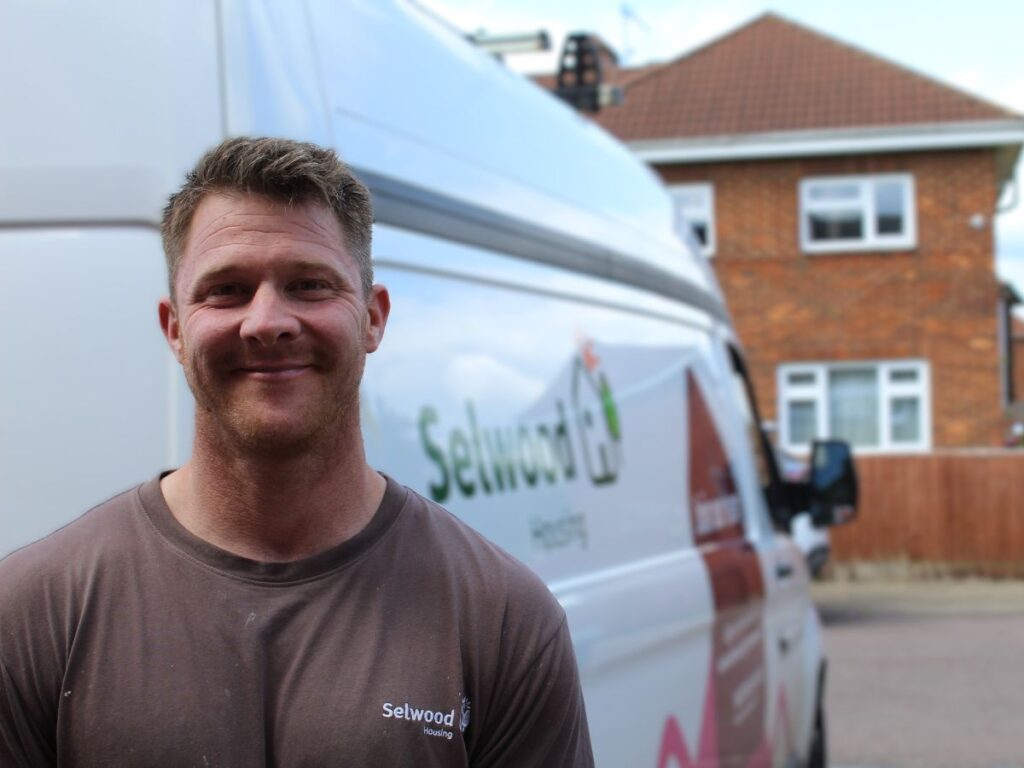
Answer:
(420, 0, 1024, 303)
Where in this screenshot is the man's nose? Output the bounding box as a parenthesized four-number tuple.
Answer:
(239, 285, 301, 346)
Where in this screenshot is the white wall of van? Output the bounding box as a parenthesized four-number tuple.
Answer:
(1, 2, 826, 765)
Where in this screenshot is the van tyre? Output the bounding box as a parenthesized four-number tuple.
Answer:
(806, 699, 826, 768)
(807, 664, 827, 768)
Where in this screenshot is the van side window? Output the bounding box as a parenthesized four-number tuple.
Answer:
(727, 347, 787, 530)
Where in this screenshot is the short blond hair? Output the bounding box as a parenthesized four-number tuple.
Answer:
(161, 136, 374, 298)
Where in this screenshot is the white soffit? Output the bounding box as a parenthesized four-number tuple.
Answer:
(630, 120, 1024, 164)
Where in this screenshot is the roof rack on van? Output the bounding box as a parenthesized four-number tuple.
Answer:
(465, 29, 551, 61)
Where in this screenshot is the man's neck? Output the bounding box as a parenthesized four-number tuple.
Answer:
(160, 425, 386, 563)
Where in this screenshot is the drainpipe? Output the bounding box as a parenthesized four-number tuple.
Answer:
(995, 176, 1020, 410)
(998, 283, 1021, 408)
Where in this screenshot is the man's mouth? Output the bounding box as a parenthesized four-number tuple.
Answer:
(234, 363, 314, 380)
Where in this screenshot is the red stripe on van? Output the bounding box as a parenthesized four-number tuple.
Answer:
(686, 371, 767, 765)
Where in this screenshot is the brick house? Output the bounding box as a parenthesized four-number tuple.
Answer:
(541, 14, 1024, 455)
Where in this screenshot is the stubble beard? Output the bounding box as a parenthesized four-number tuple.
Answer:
(182, 341, 366, 462)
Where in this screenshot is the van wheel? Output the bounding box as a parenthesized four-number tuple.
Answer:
(806, 699, 826, 768)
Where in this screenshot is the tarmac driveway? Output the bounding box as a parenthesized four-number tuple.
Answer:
(812, 580, 1024, 768)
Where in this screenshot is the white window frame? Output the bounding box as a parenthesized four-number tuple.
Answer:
(799, 173, 916, 253)
(669, 183, 716, 257)
(777, 359, 931, 454)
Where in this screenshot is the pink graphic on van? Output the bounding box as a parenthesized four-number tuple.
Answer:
(687, 372, 766, 761)
(660, 372, 799, 767)
(656, 684, 795, 768)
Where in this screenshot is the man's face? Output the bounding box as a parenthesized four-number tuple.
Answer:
(159, 192, 389, 456)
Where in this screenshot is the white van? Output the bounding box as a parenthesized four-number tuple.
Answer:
(0, 1, 857, 765)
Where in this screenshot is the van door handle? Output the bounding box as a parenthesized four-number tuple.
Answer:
(775, 562, 794, 580)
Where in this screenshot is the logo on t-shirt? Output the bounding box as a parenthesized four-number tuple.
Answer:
(381, 696, 468, 742)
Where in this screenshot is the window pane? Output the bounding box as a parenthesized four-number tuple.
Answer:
(787, 371, 816, 386)
(810, 210, 863, 241)
(890, 396, 921, 443)
(808, 183, 860, 201)
(828, 369, 878, 446)
(788, 400, 817, 444)
(875, 181, 905, 235)
(889, 368, 918, 383)
(730, 368, 771, 493)
(672, 185, 713, 253)
(675, 190, 705, 207)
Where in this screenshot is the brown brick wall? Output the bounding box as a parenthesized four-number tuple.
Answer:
(657, 150, 1005, 447)
(1014, 334, 1024, 411)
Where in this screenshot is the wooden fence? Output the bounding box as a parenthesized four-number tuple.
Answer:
(829, 451, 1024, 577)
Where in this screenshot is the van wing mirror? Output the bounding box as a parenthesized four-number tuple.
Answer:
(808, 439, 858, 527)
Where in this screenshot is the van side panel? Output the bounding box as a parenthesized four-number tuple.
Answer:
(1, 1, 220, 555)
(219, 0, 332, 146)
(220, 0, 714, 290)
(364, 226, 716, 765)
(0, 228, 179, 554)
(0, 0, 222, 226)
(362, 225, 800, 765)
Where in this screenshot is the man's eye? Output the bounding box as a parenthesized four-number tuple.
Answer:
(294, 279, 330, 292)
(208, 284, 247, 299)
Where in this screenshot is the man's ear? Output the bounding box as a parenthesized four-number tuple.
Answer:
(364, 284, 391, 354)
(158, 297, 185, 363)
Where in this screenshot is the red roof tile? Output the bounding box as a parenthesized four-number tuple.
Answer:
(579, 13, 1020, 141)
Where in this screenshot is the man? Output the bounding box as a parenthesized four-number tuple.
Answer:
(0, 137, 593, 767)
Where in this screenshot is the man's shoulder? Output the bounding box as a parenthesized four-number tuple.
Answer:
(0, 482, 147, 598)
(395, 483, 545, 580)
(389, 482, 564, 624)
(386, 485, 591, 766)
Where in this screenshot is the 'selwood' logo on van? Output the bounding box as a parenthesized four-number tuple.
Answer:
(419, 340, 622, 504)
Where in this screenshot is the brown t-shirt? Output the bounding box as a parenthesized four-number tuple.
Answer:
(0, 475, 592, 767)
